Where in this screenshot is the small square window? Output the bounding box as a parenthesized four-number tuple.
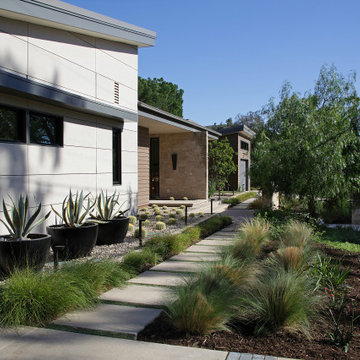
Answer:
(0, 105, 25, 142)
(29, 112, 63, 146)
(240, 140, 249, 151)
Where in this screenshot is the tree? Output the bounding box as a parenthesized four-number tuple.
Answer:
(234, 110, 265, 133)
(208, 138, 237, 197)
(251, 65, 360, 215)
(138, 77, 184, 117)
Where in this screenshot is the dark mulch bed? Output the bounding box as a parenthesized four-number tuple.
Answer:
(138, 246, 360, 360)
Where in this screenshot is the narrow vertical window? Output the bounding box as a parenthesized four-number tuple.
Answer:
(0, 105, 25, 142)
(113, 129, 121, 184)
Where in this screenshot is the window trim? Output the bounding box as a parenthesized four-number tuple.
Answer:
(240, 140, 249, 151)
(0, 103, 63, 147)
(112, 128, 122, 185)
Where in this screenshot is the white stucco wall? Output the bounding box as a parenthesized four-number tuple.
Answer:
(0, 93, 138, 233)
(0, 16, 138, 112)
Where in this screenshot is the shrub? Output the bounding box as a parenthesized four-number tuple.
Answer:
(129, 215, 137, 225)
(236, 270, 319, 336)
(248, 198, 267, 210)
(134, 228, 147, 238)
(182, 226, 201, 241)
(145, 234, 189, 258)
(155, 215, 164, 221)
(127, 223, 134, 232)
(222, 191, 257, 206)
(121, 249, 161, 273)
(169, 197, 175, 200)
(281, 221, 314, 248)
(155, 221, 166, 230)
(168, 218, 177, 225)
(143, 219, 151, 227)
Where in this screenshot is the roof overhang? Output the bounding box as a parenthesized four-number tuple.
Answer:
(217, 124, 256, 140)
(0, 0, 156, 47)
(0, 70, 137, 121)
(138, 102, 220, 139)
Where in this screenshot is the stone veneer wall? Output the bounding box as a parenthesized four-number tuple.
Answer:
(152, 131, 208, 199)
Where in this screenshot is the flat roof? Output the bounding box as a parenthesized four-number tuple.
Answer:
(217, 124, 256, 138)
(0, 0, 156, 47)
(138, 102, 221, 139)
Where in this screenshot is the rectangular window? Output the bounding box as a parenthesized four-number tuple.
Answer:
(0, 105, 25, 142)
(29, 112, 63, 146)
(113, 129, 122, 184)
(240, 140, 249, 151)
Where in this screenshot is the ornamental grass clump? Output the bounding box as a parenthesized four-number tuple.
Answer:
(121, 249, 161, 273)
(167, 256, 258, 334)
(280, 221, 314, 249)
(238, 219, 271, 254)
(235, 270, 319, 337)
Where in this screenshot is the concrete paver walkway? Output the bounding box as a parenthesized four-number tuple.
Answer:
(0, 198, 299, 360)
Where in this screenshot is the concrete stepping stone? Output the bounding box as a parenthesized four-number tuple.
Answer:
(128, 271, 188, 287)
(0, 327, 228, 360)
(151, 260, 204, 273)
(197, 240, 233, 246)
(52, 304, 162, 340)
(186, 245, 222, 253)
(100, 284, 173, 307)
(169, 252, 221, 262)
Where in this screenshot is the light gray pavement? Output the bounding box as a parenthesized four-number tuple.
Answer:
(100, 284, 174, 307)
(0, 197, 299, 360)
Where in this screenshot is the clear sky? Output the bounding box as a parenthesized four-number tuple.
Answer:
(67, 0, 360, 126)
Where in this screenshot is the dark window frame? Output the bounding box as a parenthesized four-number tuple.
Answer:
(0, 104, 26, 143)
(0, 103, 63, 147)
(113, 128, 122, 185)
(240, 140, 249, 151)
(29, 111, 63, 147)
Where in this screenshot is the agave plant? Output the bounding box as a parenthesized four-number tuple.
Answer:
(90, 190, 129, 222)
(51, 190, 93, 227)
(0, 195, 50, 240)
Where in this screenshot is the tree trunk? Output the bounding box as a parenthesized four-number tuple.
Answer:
(308, 196, 316, 217)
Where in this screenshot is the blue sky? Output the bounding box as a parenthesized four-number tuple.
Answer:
(68, 0, 360, 126)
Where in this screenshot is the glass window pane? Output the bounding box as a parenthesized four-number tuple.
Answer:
(113, 129, 121, 184)
(0, 107, 18, 141)
(30, 113, 60, 145)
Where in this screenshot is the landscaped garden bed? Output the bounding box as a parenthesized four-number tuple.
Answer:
(138, 214, 360, 360)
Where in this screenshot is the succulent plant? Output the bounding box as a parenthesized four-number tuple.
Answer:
(155, 221, 166, 230)
(169, 213, 176, 219)
(90, 190, 128, 222)
(129, 215, 137, 225)
(162, 206, 168, 210)
(189, 213, 196, 218)
(51, 190, 94, 228)
(143, 219, 151, 227)
(128, 223, 134, 232)
(198, 212, 204, 217)
(154, 209, 161, 216)
(169, 196, 175, 201)
(134, 228, 147, 238)
(139, 213, 148, 220)
(167, 218, 176, 225)
(176, 209, 183, 215)
(183, 197, 188, 200)
(1, 195, 50, 240)
(180, 205, 185, 209)
(155, 215, 164, 221)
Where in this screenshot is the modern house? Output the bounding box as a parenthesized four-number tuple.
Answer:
(0, 0, 221, 232)
(218, 125, 255, 192)
(0, 0, 156, 231)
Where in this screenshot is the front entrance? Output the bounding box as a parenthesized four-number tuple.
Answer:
(150, 137, 160, 199)
(240, 159, 248, 191)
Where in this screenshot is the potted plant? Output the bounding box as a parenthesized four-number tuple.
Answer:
(90, 190, 129, 245)
(47, 190, 98, 260)
(0, 195, 51, 275)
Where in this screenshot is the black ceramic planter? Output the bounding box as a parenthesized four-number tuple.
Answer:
(47, 223, 98, 260)
(0, 234, 51, 275)
(96, 217, 130, 246)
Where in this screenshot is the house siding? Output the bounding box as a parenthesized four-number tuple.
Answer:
(137, 126, 150, 208)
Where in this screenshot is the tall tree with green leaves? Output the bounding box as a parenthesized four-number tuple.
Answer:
(251, 65, 360, 215)
(138, 77, 184, 117)
(208, 138, 237, 197)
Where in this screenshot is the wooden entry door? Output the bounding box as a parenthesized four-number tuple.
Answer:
(150, 137, 160, 198)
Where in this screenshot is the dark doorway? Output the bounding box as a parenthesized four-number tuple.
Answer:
(150, 137, 160, 199)
(240, 159, 249, 191)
